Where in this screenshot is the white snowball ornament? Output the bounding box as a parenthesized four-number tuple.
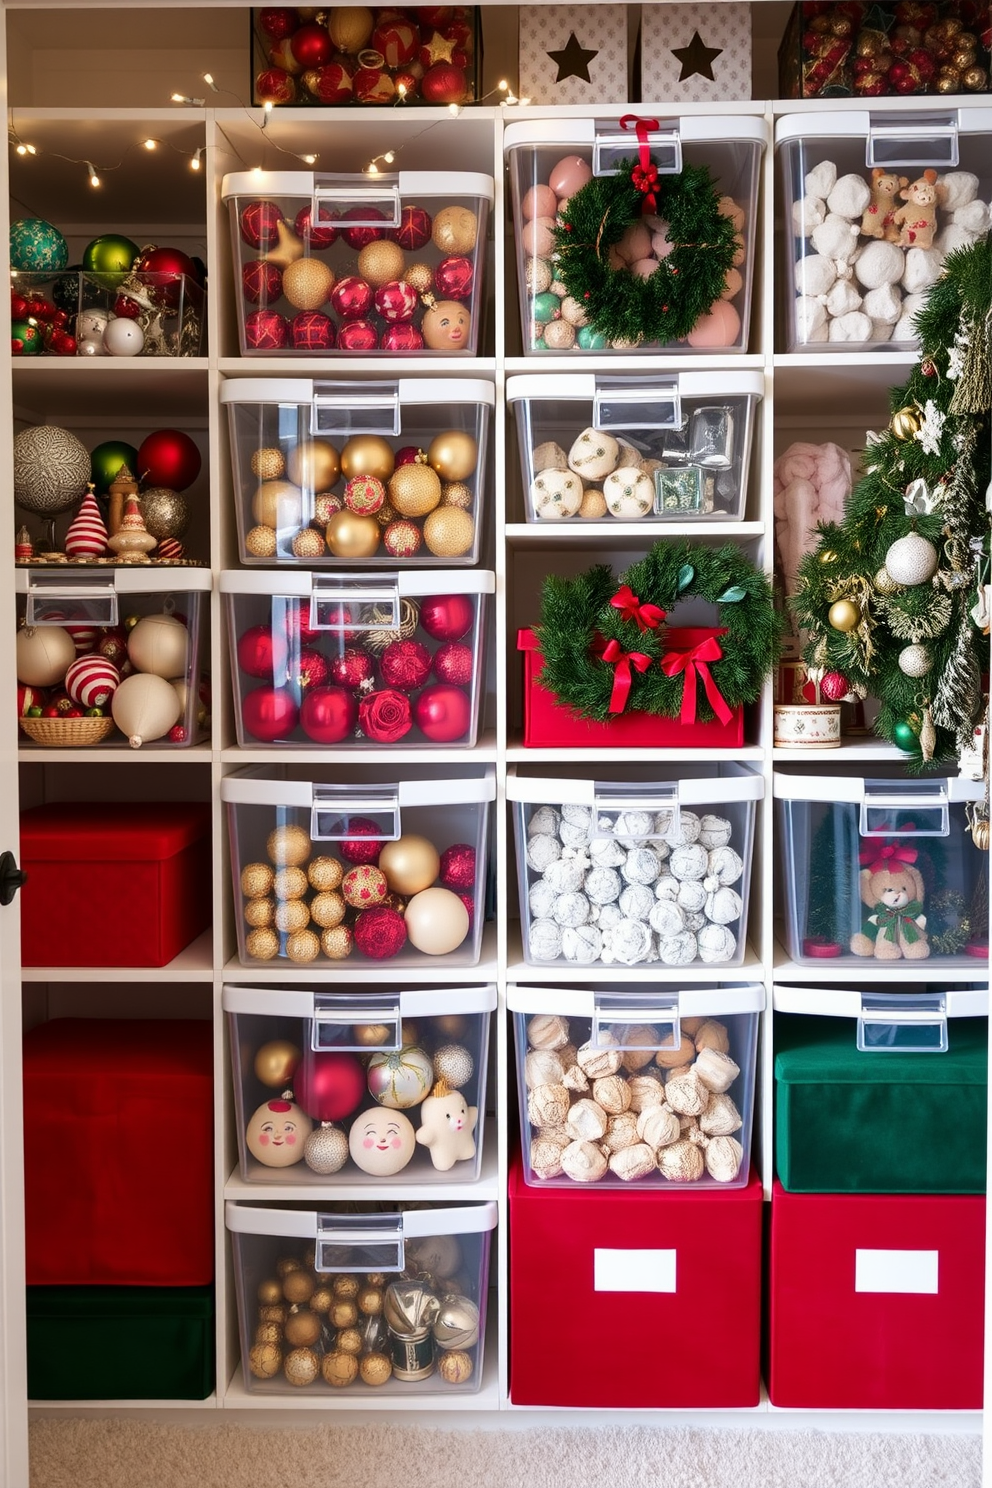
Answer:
(885, 533, 938, 587)
(795, 296, 828, 342)
(827, 173, 872, 219)
(898, 643, 932, 677)
(824, 279, 862, 317)
(15, 625, 76, 687)
(855, 240, 904, 289)
(103, 317, 145, 356)
(111, 671, 182, 748)
(793, 196, 826, 235)
(902, 248, 944, 294)
(939, 172, 979, 211)
(862, 284, 902, 325)
(127, 613, 189, 678)
(811, 214, 860, 263)
(805, 160, 837, 199)
(530, 469, 582, 520)
(829, 311, 872, 342)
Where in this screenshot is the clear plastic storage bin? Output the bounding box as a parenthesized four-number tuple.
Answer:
(221, 571, 493, 749)
(777, 107, 992, 351)
(504, 116, 766, 355)
(774, 769, 989, 967)
(10, 269, 205, 357)
(15, 567, 210, 749)
(222, 765, 494, 969)
(508, 982, 763, 1188)
(221, 171, 493, 357)
(508, 766, 762, 970)
(221, 378, 493, 565)
(506, 373, 761, 523)
(223, 983, 495, 1184)
(227, 1200, 496, 1394)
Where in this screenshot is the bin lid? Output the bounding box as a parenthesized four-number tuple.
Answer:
(507, 983, 765, 1017)
(775, 106, 992, 146)
(15, 568, 211, 594)
(773, 986, 988, 1019)
(772, 770, 983, 804)
(506, 763, 764, 805)
(222, 984, 497, 1016)
(19, 801, 211, 861)
(219, 378, 495, 407)
(504, 116, 768, 151)
(225, 1200, 498, 1238)
(774, 1009, 988, 1084)
(220, 569, 495, 596)
(220, 767, 495, 808)
(506, 371, 763, 403)
(222, 170, 494, 202)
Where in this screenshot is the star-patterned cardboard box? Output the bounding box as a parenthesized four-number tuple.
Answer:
(639, 4, 752, 103)
(518, 6, 632, 105)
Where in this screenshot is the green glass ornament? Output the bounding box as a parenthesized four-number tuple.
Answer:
(892, 719, 919, 752)
(577, 325, 608, 350)
(11, 320, 43, 355)
(531, 292, 561, 325)
(90, 440, 139, 496)
(81, 234, 140, 288)
(531, 337, 548, 351)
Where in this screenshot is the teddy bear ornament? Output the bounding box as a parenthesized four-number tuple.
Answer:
(850, 843, 930, 961)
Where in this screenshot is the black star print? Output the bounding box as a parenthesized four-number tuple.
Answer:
(547, 31, 599, 84)
(670, 30, 723, 82)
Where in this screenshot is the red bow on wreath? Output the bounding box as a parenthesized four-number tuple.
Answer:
(610, 585, 666, 633)
(595, 636, 652, 713)
(660, 637, 734, 727)
(859, 835, 919, 873)
(620, 115, 661, 216)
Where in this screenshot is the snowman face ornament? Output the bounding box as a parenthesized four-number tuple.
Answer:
(245, 1096, 313, 1167)
(348, 1105, 416, 1177)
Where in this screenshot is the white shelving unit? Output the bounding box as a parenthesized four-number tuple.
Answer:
(0, 9, 988, 1480)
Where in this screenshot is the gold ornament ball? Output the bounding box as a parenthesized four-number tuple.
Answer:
(246, 524, 277, 558)
(340, 435, 395, 482)
(326, 509, 381, 559)
(255, 1321, 283, 1346)
(438, 1349, 474, 1385)
(311, 890, 347, 929)
(252, 479, 303, 530)
(288, 439, 340, 490)
(972, 817, 991, 851)
(266, 827, 310, 877)
(404, 262, 433, 294)
(292, 526, 327, 560)
(388, 463, 442, 518)
(254, 1040, 301, 1089)
(273, 865, 308, 899)
(423, 505, 475, 557)
(358, 239, 406, 288)
(140, 487, 190, 541)
(282, 256, 336, 311)
(579, 489, 608, 519)
(322, 1350, 359, 1388)
(963, 64, 988, 89)
(404, 886, 470, 955)
(327, 5, 373, 52)
(249, 1341, 283, 1379)
(353, 1021, 391, 1047)
(874, 566, 900, 595)
(359, 1352, 392, 1387)
(274, 899, 311, 934)
(333, 1275, 360, 1298)
(286, 928, 321, 963)
(321, 924, 353, 960)
(259, 1303, 287, 1324)
(283, 1346, 321, 1387)
(890, 404, 922, 440)
(246, 927, 280, 961)
(284, 1307, 322, 1347)
(336, 1327, 363, 1356)
(283, 1270, 315, 1304)
(241, 862, 274, 898)
(314, 492, 342, 524)
(276, 1258, 302, 1278)
(818, 549, 838, 566)
(311, 1286, 334, 1315)
(330, 1299, 358, 1329)
(432, 205, 478, 255)
(358, 1285, 383, 1315)
(245, 896, 274, 929)
(308, 855, 343, 891)
(379, 834, 441, 895)
(251, 447, 285, 481)
(428, 430, 478, 482)
(257, 1277, 284, 1306)
(364, 598, 420, 650)
(441, 481, 473, 510)
(828, 598, 861, 633)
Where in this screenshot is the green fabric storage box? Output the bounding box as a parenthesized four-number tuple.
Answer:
(774, 988, 988, 1195)
(26, 1285, 214, 1400)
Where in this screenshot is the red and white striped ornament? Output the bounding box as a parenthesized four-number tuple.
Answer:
(65, 654, 120, 709)
(156, 537, 185, 561)
(17, 683, 43, 716)
(64, 485, 109, 559)
(65, 623, 99, 655)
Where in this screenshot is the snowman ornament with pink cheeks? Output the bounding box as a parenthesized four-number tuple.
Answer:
(416, 1079, 478, 1172)
(245, 1093, 313, 1167)
(348, 1106, 417, 1177)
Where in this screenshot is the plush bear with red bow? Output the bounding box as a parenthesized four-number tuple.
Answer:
(850, 856, 930, 961)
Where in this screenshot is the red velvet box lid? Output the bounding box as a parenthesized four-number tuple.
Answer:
(23, 1016, 212, 1077)
(20, 802, 211, 862)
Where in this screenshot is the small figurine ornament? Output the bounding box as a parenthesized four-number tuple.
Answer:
(850, 851, 930, 961)
(416, 1078, 478, 1172)
(421, 297, 471, 351)
(245, 1092, 314, 1166)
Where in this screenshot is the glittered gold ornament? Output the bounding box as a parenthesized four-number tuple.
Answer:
(379, 834, 440, 894)
(273, 865, 308, 899)
(254, 1040, 301, 1089)
(437, 1349, 474, 1385)
(818, 549, 838, 566)
(326, 508, 381, 558)
(310, 1285, 333, 1314)
(286, 928, 321, 962)
(288, 439, 340, 490)
(246, 927, 280, 960)
(340, 435, 394, 481)
(353, 1022, 391, 1047)
(251, 447, 285, 481)
(246, 524, 277, 558)
(320, 924, 353, 960)
(890, 404, 922, 440)
(263, 219, 305, 269)
(579, 488, 607, 519)
(255, 1321, 283, 1346)
(283, 1270, 315, 1304)
(828, 598, 861, 632)
(358, 239, 406, 287)
(963, 64, 988, 89)
(249, 1341, 283, 1379)
(427, 430, 477, 482)
(283, 1346, 320, 1387)
(259, 1303, 287, 1324)
(358, 1285, 383, 1314)
(282, 256, 335, 310)
(303, 1122, 349, 1174)
(441, 481, 473, 510)
(252, 479, 303, 530)
(274, 898, 311, 934)
(284, 1306, 322, 1347)
(311, 890, 346, 929)
(333, 1275, 360, 1298)
(140, 486, 190, 541)
(874, 566, 900, 595)
(257, 1277, 283, 1306)
(330, 1298, 358, 1329)
(242, 862, 274, 898)
(359, 1351, 392, 1386)
(276, 1258, 302, 1278)
(388, 463, 441, 517)
(362, 597, 420, 652)
(432, 205, 478, 256)
(336, 1327, 363, 1355)
(322, 1350, 359, 1387)
(308, 856, 343, 891)
(291, 526, 326, 560)
(404, 262, 433, 294)
(423, 505, 474, 557)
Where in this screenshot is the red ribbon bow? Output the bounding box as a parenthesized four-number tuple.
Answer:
(620, 114, 660, 216)
(859, 837, 919, 873)
(610, 585, 666, 634)
(597, 637, 653, 713)
(660, 637, 733, 727)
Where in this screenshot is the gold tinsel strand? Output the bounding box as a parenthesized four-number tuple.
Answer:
(876, 590, 953, 641)
(948, 309, 992, 416)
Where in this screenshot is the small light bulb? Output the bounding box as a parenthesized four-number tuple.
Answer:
(190, 149, 202, 171)
(448, 103, 461, 116)
(300, 153, 317, 165)
(171, 92, 187, 103)
(203, 72, 218, 90)
(143, 138, 157, 150)
(252, 165, 263, 177)
(506, 92, 518, 104)
(397, 82, 407, 97)
(367, 161, 379, 175)
(16, 143, 26, 155)
(264, 100, 273, 112)
(383, 151, 395, 164)
(498, 79, 508, 91)
(519, 97, 531, 107)
(85, 161, 100, 187)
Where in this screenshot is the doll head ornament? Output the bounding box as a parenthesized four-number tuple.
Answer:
(348, 1105, 417, 1176)
(850, 848, 930, 962)
(246, 1093, 314, 1166)
(421, 298, 471, 350)
(416, 1078, 478, 1172)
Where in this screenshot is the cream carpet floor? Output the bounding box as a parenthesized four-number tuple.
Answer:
(28, 1420, 981, 1488)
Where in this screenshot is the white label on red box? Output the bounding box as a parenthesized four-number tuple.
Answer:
(855, 1249, 939, 1295)
(594, 1248, 677, 1293)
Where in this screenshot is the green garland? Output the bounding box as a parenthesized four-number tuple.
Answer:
(536, 541, 784, 725)
(552, 158, 739, 347)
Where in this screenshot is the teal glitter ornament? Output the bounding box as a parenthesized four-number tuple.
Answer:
(10, 218, 69, 272)
(577, 325, 608, 350)
(531, 292, 560, 325)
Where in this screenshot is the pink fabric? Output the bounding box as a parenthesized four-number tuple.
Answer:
(773, 442, 851, 600)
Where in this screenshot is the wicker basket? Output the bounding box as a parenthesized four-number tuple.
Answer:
(19, 715, 116, 747)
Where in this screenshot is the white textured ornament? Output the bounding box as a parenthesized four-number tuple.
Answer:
(618, 883, 655, 921)
(560, 1139, 608, 1183)
(527, 1014, 570, 1050)
(676, 879, 707, 913)
(553, 891, 590, 928)
(669, 844, 708, 882)
(543, 855, 588, 894)
(598, 903, 622, 931)
(527, 805, 562, 836)
(697, 923, 737, 964)
(567, 427, 619, 481)
(528, 919, 563, 961)
(648, 899, 686, 937)
(694, 1047, 741, 1094)
(576, 1033, 622, 1077)
(707, 847, 744, 885)
(621, 848, 662, 885)
(704, 886, 743, 925)
(627, 1073, 667, 1111)
(561, 923, 604, 963)
(584, 866, 622, 905)
(530, 468, 583, 519)
(657, 930, 698, 967)
(603, 467, 654, 519)
(609, 1143, 656, 1181)
(613, 809, 656, 848)
(704, 1134, 743, 1183)
(567, 1098, 608, 1142)
(885, 532, 939, 586)
(525, 1048, 566, 1089)
(529, 879, 558, 919)
(588, 836, 627, 868)
(604, 917, 653, 966)
(526, 834, 561, 873)
(699, 1091, 742, 1136)
(697, 814, 732, 849)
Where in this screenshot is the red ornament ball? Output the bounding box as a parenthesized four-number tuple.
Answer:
(354, 905, 408, 960)
(297, 647, 330, 690)
(64, 623, 98, 655)
(331, 276, 373, 319)
(309, 61, 355, 103)
(243, 260, 283, 304)
(358, 688, 413, 743)
(354, 66, 395, 103)
(242, 685, 299, 742)
(380, 324, 425, 352)
(282, 601, 323, 646)
(372, 16, 418, 66)
(137, 428, 202, 491)
(238, 623, 288, 680)
(434, 255, 474, 300)
(393, 67, 421, 98)
(296, 1051, 366, 1122)
(295, 203, 337, 249)
(433, 640, 473, 686)
(240, 200, 284, 250)
(820, 670, 850, 702)
(135, 245, 197, 309)
(392, 205, 432, 251)
(330, 646, 375, 689)
(383, 519, 422, 557)
(344, 474, 386, 515)
(17, 683, 44, 716)
(394, 445, 425, 467)
(420, 62, 468, 104)
(419, 593, 473, 641)
(291, 21, 333, 68)
(292, 310, 336, 350)
(342, 863, 389, 908)
(339, 205, 387, 251)
(113, 293, 143, 319)
(380, 638, 432, 691)
(414, 683, 471, 742)
(340, 816, 385, 864)
(374, 279, 419, 323)
(440, 842, 476, 891)
(98, 628, 128, 668)
(245, 308, 289, 350)
(299, 685, 358, 744)
(457, 890, 474, 923)
(259, 8, 299, 40)
(338, 319, 379, 352)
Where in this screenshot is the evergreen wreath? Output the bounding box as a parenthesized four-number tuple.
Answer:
(536, 540, 784, 725)
(552, 158, 739, 346)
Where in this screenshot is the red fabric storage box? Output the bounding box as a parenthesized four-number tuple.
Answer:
(517, 629, 745, 749)
(19, 801, 211, 967)
(23, 1019, 214, 1286)
(509, 1156, 762, 1407)
(768, 1181, 985, 1409)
